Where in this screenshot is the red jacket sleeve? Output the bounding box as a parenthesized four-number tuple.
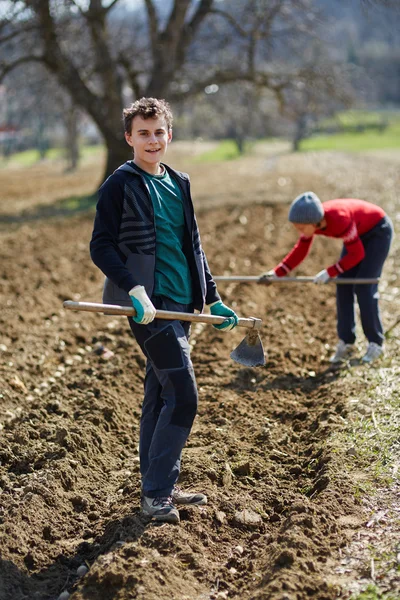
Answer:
(326, 222, 365, 276)
(274, 235, 314, 276)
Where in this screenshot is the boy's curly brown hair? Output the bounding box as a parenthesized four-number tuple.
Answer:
(123, 97, 173, 134)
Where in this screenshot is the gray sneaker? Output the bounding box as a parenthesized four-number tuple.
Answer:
(141, 496, 180, 523)
(172, 486, 207, 506)
(362, 342, 383, 364)
(329, 340, 354, 363)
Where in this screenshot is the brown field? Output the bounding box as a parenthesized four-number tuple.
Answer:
(0, 144, 399, 600)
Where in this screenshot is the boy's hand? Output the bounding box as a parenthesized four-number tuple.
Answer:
(258, 270, 279, 285)
(208, 300, 238, 332)
(313, 269, 330, 284)
(129, 285, 157, 324)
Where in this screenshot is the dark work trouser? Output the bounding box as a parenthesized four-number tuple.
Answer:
(337, 216, 393, 346)
(128, 296, 198, 498)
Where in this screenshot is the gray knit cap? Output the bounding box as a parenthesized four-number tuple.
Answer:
(288, 192, 324, 224)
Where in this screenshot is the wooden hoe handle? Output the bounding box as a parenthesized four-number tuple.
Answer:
(214, 276, 380, 284)
(63, 301, 262, 330)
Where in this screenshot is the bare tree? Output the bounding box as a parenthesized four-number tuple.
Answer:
(275, 46, 357, 151)
(0, 0, 327, 179)
(1, 0, 376, 179)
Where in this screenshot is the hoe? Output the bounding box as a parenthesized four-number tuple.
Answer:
(63, 300, 266, 368)
(213, 276, 379, 284)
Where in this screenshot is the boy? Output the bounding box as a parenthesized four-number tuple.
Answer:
(90, 97, 238, 523)
(259, 192, 393, 364)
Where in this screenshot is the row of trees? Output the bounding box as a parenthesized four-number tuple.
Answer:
(1, 0, 399, 179)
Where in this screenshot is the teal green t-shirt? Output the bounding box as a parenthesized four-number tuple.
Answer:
(139, 166, 193, 304)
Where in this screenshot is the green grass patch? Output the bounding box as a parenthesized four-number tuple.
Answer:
(351, 583, 399, 600)
(54, 193, 97, 213)
(0, 147, 63, 167)
(300, 129, 400, 152)
(195, 139, 244, 162)
(302, 110, 400, 152)
(78, 144, 104, 159)
(334, 365, 400, 487)
(0, 193, 97, 225)
(319, 110, 397, 129)
(0, 144, 104, 168)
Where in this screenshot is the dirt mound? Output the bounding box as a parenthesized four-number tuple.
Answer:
(0, 149, 399, 600)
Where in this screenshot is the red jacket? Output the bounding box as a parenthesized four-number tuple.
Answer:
(275, 199, 385, 277)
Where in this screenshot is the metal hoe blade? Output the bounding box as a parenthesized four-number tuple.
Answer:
(230, 325, 266, 367)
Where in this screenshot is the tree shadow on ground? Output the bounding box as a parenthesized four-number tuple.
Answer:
(0, 511, 150, 600)
(0, 193, 97, 229)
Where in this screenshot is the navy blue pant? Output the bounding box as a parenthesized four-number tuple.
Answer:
(337, 216, 393, 346)
(128, 296, 198, 498)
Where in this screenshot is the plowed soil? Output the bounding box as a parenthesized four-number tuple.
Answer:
(0, 146, 399, 600)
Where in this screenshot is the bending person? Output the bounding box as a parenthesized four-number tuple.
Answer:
(259, 192, 393, 364)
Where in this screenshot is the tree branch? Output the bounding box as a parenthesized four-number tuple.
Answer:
(104, 0, 122, 13)
(0, 55, 45, 83)
(67, 0, 85, 16)
(262, 0, 285, 33)
(24, 0, 114, 133)
(117, 54, 144, 99)
(163, 0, 191, 38)
(208, 8, 247, 37)
(0, 5, 30, 34)
(144, 0, 158, 58)
(0, 24, 39, 45)
(78, 0, 123, 109)
(159, 0, 191, 61)
(168, 68, 290, 101)
(175, 0, 214, 69)
(187, 0, 214, 33)
(360, 0, 400, 8)
(145, 0, 193, 95)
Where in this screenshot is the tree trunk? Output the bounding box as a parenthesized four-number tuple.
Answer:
(145, 69, 173, 99)
(233, 135, 245, 155)
(36, 114, 49, 160)
(65, 107, 80, 172)
(102, 137, 132, 183)
(293, 114, 307, 152)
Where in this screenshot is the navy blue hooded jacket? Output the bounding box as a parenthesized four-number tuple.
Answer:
(90, 161, 220, 311)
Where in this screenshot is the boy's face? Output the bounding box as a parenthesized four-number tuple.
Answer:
(125, 115, 172, 173)
(292, 222, 318, 237)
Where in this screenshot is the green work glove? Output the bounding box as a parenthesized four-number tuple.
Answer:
(209, 300, 238, 332)
(128, 285, 157, 324)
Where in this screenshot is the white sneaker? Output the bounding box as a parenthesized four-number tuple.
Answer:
(329, 340, 354, 363)
(362, 342, 383, 364)
(172, 486, 207, 506)
(141, 496, 180, 523)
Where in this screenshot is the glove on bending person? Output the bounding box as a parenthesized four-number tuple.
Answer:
(313, 269, 330, 284)
(208, 300, 238, 332)
(129, 285, 157, 324)
(258, 270, 279, 284)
